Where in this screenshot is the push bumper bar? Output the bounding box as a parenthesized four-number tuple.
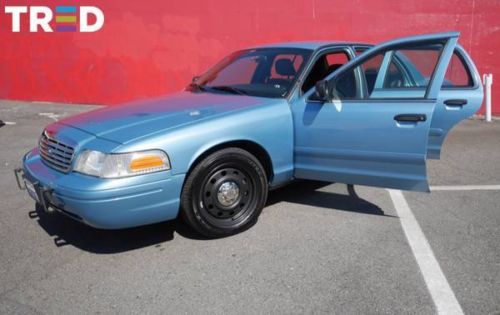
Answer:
(14, 167, 56, 214)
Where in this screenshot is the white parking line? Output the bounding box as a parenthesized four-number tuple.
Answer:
(387, 189, 464, 315)
(431, 185, 500, 191)
(39, 112, 62, 121)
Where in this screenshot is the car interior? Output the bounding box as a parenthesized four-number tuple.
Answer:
(302, 50, 417, 99)
(302, 54, 344, 92)
(267, 58, 297, 89)
(302, 51, 357, 98)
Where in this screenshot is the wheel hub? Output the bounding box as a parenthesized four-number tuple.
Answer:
(201, 167, 253, 220)
(217, 181, 240, 206)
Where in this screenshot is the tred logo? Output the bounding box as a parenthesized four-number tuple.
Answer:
(4, 5, 104, 32)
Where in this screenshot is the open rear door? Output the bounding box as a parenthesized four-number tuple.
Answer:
(427, 45, 484, 158)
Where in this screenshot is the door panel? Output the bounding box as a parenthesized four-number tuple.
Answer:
(292, 32, 460, 192)
(293, 99, 435, 191)
(427, 45, 483, 158)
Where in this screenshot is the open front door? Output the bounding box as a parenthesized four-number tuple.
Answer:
(292, 32, 459, 192)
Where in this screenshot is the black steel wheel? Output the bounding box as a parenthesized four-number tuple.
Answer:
(181, 148, 268, 237)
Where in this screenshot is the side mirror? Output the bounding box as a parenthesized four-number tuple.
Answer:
(314, 80, 331, 102)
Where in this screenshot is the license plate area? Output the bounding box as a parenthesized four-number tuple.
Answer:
(14, 168, 51, 211)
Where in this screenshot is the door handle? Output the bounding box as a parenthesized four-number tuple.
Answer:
(444, 99, 467, 106)
(394, 114, 427, 122)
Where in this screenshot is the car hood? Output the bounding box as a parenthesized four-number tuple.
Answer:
(58, 91, 276, 144)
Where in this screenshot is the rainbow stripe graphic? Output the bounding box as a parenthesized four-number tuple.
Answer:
(55, 6, 77, 32)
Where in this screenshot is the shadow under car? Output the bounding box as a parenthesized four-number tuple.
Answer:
(29, 181, 393, 254)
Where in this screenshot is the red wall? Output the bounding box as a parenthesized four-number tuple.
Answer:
(0, 0, 498, 113)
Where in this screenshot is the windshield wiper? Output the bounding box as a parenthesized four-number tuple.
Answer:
(209, 85, 247, 95)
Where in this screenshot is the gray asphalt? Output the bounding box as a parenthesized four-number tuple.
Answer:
(0, 100, 498, 314)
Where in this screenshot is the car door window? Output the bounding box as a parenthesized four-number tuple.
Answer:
(382, 57, 411, 88)
(442, 50, 474, 87)
(302, 51, 350, 93)
(334, 42, 445, 99)
(359, 54, 383, 95)
(389, 47, 442, 88)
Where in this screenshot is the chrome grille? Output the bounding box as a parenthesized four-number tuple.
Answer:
(39, 132, 75, 172)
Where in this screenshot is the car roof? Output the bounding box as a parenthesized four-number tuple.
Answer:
(250, 41, 372, 50)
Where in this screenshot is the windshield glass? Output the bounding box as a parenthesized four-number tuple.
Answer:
(189, 48, 312, 98)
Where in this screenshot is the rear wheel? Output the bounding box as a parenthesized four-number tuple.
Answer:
(181, 148, 268, 237)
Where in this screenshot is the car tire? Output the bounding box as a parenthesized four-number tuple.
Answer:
(180, 147, 268, 238)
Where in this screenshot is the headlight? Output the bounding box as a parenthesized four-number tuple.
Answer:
(74, 150, 170, 178)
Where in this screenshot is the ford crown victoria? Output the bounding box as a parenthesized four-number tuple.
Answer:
(15, 32, 483, 237)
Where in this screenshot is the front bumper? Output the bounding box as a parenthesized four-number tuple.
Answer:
(17, 149, 185, 229)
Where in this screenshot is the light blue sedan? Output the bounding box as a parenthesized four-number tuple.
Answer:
(15, 32, 483, 237)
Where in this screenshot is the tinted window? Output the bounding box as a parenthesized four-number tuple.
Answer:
(399, 48, 441, 80)
(383, 59, 408, 88)
(209, 56, 258, 85)
(331, 67, 360, 99)
(326, 52, 349, 66)
(361, 54, 384, 94)
(335, 42, 444, 99)
(302, 51, 350, 93)
(270, 54, 304, 80)
(193, 48, 312, 98)
(382, 45, 442, 89)
(442, 50, 473, 87)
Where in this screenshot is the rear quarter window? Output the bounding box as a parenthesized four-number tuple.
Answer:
(442, 50, 474, 88)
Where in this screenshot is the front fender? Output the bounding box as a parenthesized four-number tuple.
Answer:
(120, 99, 295, 187)
(188, 137, 268, 173)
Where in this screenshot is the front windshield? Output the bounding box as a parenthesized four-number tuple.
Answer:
(189, 48, 312, 98)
